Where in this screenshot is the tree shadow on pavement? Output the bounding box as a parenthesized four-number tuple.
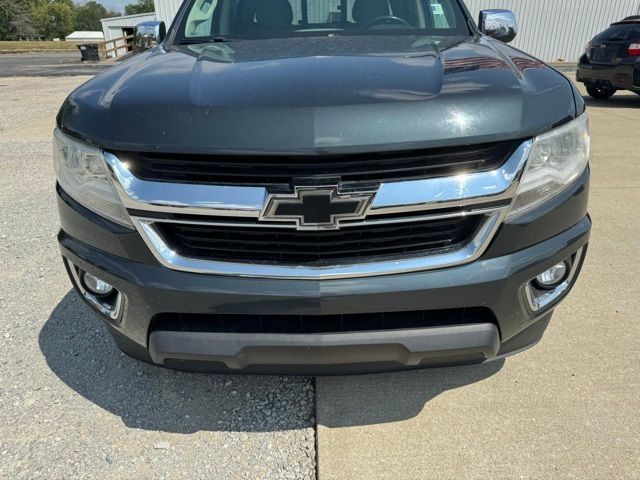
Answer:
(39, 292, 315, 434)
(316, 359, 504, 427)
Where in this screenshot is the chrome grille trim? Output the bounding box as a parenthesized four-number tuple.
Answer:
(133, 210, 506, 280)
(105, 152, 267, 217)
(131, 205, 504, 230)
(103, 140, 534, 279)
(369, 141, 532, 214)
(105, 140, 532, 218)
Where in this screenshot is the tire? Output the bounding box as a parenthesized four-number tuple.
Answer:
(586, 84, 616, 99)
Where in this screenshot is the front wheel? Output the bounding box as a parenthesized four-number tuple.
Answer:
(586, 84, 616, 99)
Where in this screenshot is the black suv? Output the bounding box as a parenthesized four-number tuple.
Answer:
(54, 0, 591, 374)
(578, 16, 640, 98)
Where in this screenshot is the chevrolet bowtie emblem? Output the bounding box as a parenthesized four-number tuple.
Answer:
(260, 187, 375, 230)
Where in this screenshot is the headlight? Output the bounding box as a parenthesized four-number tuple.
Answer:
(507, 113, 589, 220)
(53, 129, 133, 228)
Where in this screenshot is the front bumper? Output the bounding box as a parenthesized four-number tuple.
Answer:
(57, 169, 591, 374)
(576, 61, 640, 92)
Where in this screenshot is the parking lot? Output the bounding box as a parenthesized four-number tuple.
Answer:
(0, 75, 638, 479)
(0, 53, 114, 78)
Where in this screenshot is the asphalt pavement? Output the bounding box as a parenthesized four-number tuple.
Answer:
(0, 70, 638, 480)
(0, 53, 114, 77)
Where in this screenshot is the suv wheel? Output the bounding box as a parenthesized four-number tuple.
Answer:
(586, 85, 616, 99)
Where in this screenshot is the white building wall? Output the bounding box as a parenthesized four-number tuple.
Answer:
(154, 0, 185, 27)
(101, 12, 157, 40)
(101, 12, 157, 56)
(464, 0, 640, 61)
(120, 0, 640, 62)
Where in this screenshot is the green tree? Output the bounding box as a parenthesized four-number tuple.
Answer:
(74, 1, 117, 31)
(0, 0, 37, 40)
(124, 0, 154, 16)
(29, 0, 75, 39)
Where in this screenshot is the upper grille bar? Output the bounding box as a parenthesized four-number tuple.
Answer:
(104, 140, 532, 219)
(118, 141, 521, 187)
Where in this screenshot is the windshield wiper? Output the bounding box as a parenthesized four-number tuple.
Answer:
(180, 36, 233, 45)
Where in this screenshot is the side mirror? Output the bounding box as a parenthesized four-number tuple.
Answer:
(478, 9, 517, 43)
(134, 21, 167, 52)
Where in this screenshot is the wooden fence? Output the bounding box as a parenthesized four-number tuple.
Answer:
(98, 35, 134, 60)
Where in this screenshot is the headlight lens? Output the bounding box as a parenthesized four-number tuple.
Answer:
(53, 129, 133, 228)
(507, 114, 589, 220)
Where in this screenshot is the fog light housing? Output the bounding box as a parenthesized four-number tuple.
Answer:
(82, 272, 114, 297)
(534, 262, 569, 290)
(64, 259, 123, 320)
(525, 248, 585, 312)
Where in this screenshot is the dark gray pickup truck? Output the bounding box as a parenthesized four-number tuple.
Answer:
(54, 0, 590, 374)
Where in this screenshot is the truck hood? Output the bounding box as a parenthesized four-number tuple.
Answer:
(58, 35, 576, 154)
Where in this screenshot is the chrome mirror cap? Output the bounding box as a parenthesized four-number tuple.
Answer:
(134, 21, 167, 52)
(479, 9, 517, 43)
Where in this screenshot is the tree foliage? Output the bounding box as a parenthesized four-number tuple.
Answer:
(74, 1, 118, 31)
(124, 0, 155, 16)
(29, 0, 75, 39)
(0, 0, 125, 40)
(0, 0, 123, 40)
(0, 0, 37, 40)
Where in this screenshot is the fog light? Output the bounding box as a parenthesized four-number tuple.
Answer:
(82, 272, 114, 297)
(534, 262, 569, 289)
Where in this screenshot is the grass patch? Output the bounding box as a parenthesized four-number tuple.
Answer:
(0, 41, 83, 54)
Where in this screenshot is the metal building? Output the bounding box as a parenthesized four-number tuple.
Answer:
(120, 0, 640, 62)
(465, 0, 640, 61)
(154, 0, 185, 27)
(101, 12, 157, 56)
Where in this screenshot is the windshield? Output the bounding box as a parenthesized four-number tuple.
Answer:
(594, 23, 640, 41)
(175, 0, 470, 42)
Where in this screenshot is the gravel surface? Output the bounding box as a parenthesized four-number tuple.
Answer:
(0, 77, 316, 480)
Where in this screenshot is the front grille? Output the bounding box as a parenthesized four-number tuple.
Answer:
(154, 215, 483, 265)
(151, 308, 496, 334)
(120, 140, 521, 186)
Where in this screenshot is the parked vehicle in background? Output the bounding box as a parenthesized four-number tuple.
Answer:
(54, 0, 591, 374)
(577, 15, 640, 99)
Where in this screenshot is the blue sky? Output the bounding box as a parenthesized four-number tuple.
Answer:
(76, 0, 132, 13)
(101, 0, 127, 11)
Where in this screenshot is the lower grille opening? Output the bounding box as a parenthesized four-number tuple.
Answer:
(151, 308, 497, 335)
(153, 215, 484, 266)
